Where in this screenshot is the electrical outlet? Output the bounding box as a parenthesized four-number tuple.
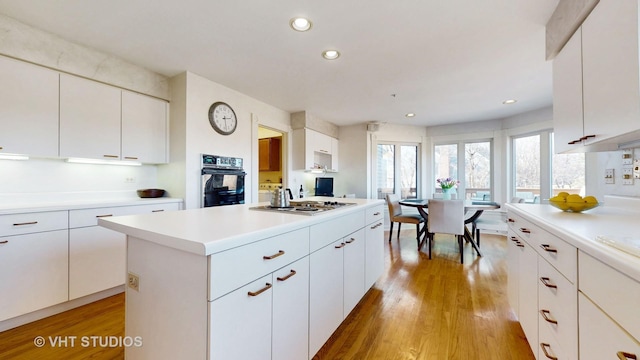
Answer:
(605, 169, 615, 184)
(635, 160, 640, 179)
(622, 168, 634, 185)
(128, 272, 140, 291)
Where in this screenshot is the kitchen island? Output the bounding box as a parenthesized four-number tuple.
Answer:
(98, 197, 385, 360)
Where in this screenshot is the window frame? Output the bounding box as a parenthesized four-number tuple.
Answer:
(433, 139, 494, 200)
(375, 141, 421, 200)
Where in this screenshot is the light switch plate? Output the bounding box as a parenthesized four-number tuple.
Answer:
(635, 160, 640, 179)
(623, 149, 634, 165)
(623, 168, 634, 185)
(605, 169, 615, 184)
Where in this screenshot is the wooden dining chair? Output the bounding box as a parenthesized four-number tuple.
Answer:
(386, 194, 424, 248)
(427, 199, 465, 263)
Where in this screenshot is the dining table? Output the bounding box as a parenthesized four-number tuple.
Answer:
(398, 199, 501, 256)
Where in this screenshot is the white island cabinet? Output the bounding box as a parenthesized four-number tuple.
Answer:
(98, 197, 385, 360)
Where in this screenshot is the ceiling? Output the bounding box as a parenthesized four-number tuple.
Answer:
(0, 0, 559, 127)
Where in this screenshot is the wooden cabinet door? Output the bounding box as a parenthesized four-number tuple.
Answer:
(309, 239, 344, 357)
(0, 56, 59, 158)
(69, 226, 125, 300)
(581, 0, 640, 144)
(518, 239, 539, 359)
(0, 230, 68, 321)
(121, 91, 168, 164)
(552, 28, 584, 154)
(259, 137, 281, 171)
(365, 220, 384, 289)
(209, 274, 273, 360)
(273, 257, 310, 360)
(60, 74, 121, 160)
(343, 228, 365, 317)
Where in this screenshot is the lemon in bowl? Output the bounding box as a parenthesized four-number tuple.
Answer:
(549, 193, 599, 212)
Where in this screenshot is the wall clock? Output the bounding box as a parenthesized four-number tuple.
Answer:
(208, 101, 237, 135)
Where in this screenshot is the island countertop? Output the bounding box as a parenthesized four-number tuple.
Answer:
(98, 197, 384, 256)
(506, 195, 640, 283)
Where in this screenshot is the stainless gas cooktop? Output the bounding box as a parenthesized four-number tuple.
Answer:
(249, 201, 356, 216)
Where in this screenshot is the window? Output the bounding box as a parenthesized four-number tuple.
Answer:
(434, 141, 492, 200)
(551, 134, 585, 196)
(376, 143, 419, 199)
(513, 134, 541, 203)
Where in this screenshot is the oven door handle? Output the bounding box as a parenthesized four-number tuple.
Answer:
(201, 168, 246, 176)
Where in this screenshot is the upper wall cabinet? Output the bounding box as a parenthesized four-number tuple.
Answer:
(292, 128, 339, 172)
(122, 91, 168, 164)
(0, 56, 59, 158)
(553, 0, 640, 153)
(60, 74, 122, 160)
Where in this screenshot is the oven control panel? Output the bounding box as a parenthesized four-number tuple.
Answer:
(202, 154, 243, 169)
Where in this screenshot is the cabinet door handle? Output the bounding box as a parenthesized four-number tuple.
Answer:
(373, 212, 381, 216)
(540, 244, 558, 253)
(509, 236, 519, 242)
(519, 228, 530, 234)
(516, 243, 524, 248)
(151, 209, 165, 212)
(247, 283, 272, 297)
(95, 214, 113, 218)
(617, 351, 637, 360)
(539, 277, 557, 289)
(580, 134, 596, 141)
(345, 238, 356, 244)
(335, 243, 346, 249)
(263, 250, 285, 260)
(124, 156, 139, 160)
(0, 240, 8, 244)
(540, 343, 558, 360)
(540, 309, 558, 324)
(0, 146, 3, 150)
(568, 139, 580, 145)
(507, 218, 515, 223)
(13, 221, 38, 226)
(276, 270, 297, 282)
(371, 223, 382, 229)
(103, 154, 119, 158)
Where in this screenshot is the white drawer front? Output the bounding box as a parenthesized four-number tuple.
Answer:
(70, 202, 180, 228)
(0, 211, 68, 236)
(538, 257, 578, 359)
(579, 250, 640, 342)
(208, 227, 309, 300)
(538, 321, 569, 360)
(534, 227, 577, 283)
(507, 212, 537, 247)
(365, 205, 384, 225)
(310, 210, 364, 252)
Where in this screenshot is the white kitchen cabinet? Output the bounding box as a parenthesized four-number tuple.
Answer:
(309, 238, 345, 357)
(60, 74, 121, 160)
(506, 235, 520, 318)
(0, 56, 59, 158)
(0, 211, 69, 322)
(364, 206, 384, 289)
(272, 257, 310, 360)
(122, 90, 168, 164)
(516, 233, 539, 360)
(292, 128, 339, 171)
(343, 228, 365, 317)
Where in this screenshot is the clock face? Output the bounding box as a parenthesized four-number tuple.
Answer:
(208, 102, 237, 135)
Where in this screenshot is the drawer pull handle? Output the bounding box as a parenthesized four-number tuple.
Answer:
(13, 221, 38, 226)
(95, 214, 113, 218)
(540, 309, 558, 324)
(540, 343, 558, 360)
(516, 243, 524, 248)
(540, 277, 557, 289)
(346, 238, 356, 244)
(151, 209, 165, 212)
(247, 283, 272, 297)
(519, 228, 530, 234)
(277, 270, 297, 282)
(124, 156, 139, 160)
(509, 236, 519, 242)
(263, 250, 285, 260)
(617, 351, 637, 360)
(103, 154, 119, 158)
(0, 240, 8, 244)
(540, 244, 558, 253)
(371, 223, 382, 229)
(335, 243, 346, 249)
(373, 212, 381, 216)
(507, 218, 515, 223)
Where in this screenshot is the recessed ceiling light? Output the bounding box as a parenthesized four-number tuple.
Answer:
(290, 17, 312, 32)
(405, 113, 416, 117)
(322, 50, 340, 60)
(503, 99, 517, 105)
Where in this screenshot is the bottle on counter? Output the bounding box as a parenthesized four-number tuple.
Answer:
(299, 185, 304, 198)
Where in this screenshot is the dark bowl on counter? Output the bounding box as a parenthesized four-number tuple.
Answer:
(137, 189, 166, 198)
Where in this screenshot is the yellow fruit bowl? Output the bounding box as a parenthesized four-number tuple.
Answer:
(548, 193, 599, 213)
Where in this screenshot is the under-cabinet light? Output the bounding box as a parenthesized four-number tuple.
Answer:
(66, 158, 142, 166)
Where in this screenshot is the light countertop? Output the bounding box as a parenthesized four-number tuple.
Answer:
(506, 196, 640, 283)
(98, 197, 384, 256)
(0, 197, 183, 215)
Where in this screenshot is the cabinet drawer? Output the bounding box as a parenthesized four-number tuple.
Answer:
(507, 212, 537, 246)
(579, 250, 640, 342)
(310, 210, 364, 252)
(0, 211, 68, 236)
(365, 205, 384, 225)
(532, 225, 577, 283)
(579, 293, 640, 360)
(538, 322, 568, 360)
(70, 202, 180, 228)
(208, 227, 309, 300)
(538, 257, 578, 358)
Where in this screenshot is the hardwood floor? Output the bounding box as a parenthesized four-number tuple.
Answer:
(0, 231, 533, 360)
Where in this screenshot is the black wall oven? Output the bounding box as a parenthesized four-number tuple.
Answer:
(201, 154, 246, 207)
